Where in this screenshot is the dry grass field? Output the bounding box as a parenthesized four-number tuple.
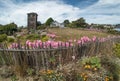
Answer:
(48, 28, 113, 41)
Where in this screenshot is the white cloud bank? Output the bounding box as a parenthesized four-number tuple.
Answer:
(0, 0, 120, 26)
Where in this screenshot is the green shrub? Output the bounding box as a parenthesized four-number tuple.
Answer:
(41, 35, 49, 42)
(89, 57, 101, 69)
(81, 56, 101, 69)
(40, 70, 65, 81)
(26, 68, 35, 76)
(7, 37, 15, 43)
(113, 43, 120, 58)
(107, 29, 120, 35)
(11, 75, 18, 81)
(0, 34, 7, 42)
(26, 34, 40, 40)
(101, 57, 120, 81)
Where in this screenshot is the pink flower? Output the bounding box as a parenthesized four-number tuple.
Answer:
(65, 42, 70, 47)
(77, 40, 81, 44)
(92, 36, 97, 42)
(10, 43, 18, 49)
(26, 40, 30, 45)
(47, 33, 56, 38)
(51, 42, 58, 48)
(99, 38, 106, 42)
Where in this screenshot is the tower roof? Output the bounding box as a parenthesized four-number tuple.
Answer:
(27, 12, 38, 16)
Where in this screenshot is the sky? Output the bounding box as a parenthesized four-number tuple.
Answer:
(0, 0, 120, 26)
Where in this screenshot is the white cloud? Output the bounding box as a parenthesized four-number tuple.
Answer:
(98, 0, 120, 5)
(0, 0, 81, 26)
(80, 0, 120, 24)
(0, 0, 120, 26)
(85, 15, 120, 24)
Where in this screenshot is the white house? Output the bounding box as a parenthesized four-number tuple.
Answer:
(50, 21, 64, 28)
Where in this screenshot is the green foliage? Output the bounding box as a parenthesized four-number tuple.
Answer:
(107, 29, 120, 35)
(69, 17, 87, 28)
(41, 35, 49, 42)
(0, 23, 17, 35)
(97, 25, 105, 29)
(49, 57, 56, 63)
(37, 25, 46, 30)
(101, 57, 120, 81)
(89, 57, 101, 68)
(63, 20, 70, 27)
(113, 43, 120, 58)
(0, 34, 7, 42)
(76, 75, 84, 81)
(7, 37, 15, 43)
(11, 75, 18, 81)
(81, 56, 101, 69)
(45, 17, 54, 26)
(26, 34, 40, 40)
(26, 68, 35, 76)
(41, 70, 65, 81)
(37, 21, 42, 26)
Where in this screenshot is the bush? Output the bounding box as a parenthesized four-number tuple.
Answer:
(107, 29, 120, 35)
(7, 37, 15, 43)
(81, 56, 101, 69)
(26, 34, 40, 40)
(41, 35, 49, 42)
(37, 26, 46, 30)
(26, 68, 35, 76)
(0, 34, 7, 42)
(101, 56, 120, 81)
(113, 43, 120, 58)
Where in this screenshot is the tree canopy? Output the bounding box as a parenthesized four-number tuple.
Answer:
(0, 23, 17, 35)
(69, 17, 87, 28)
(45, 17, 54, 26)
(63, 20, 70, 27)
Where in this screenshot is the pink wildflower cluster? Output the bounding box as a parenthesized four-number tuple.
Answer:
(9, 40, 73, 49)
(8, 36, 120, 49)
(47, 33, 56, 38)
(26, 40, 73, 48)
(9, 43, 18, 49)
(77, 36, 92, 44)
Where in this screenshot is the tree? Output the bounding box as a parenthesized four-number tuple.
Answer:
(37, 21, 42, 26)
(75, 17, 87, 28)
(70, 17, 87, 28)
(45, 17, 54, 26)
(63, 20, 70, 27)
(0, 22, 17, 35)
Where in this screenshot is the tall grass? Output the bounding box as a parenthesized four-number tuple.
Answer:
(48, 28, 113, 41)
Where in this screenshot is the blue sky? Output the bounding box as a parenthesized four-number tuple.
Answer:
(0, 0, 120, 26)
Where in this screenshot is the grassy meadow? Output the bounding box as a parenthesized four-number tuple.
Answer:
(48, 28, 113, 41)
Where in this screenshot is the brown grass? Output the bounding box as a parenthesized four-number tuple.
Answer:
(48, 28, 113, 41)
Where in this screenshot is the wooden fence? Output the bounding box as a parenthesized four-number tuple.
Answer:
(0, 37, 120, 70)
